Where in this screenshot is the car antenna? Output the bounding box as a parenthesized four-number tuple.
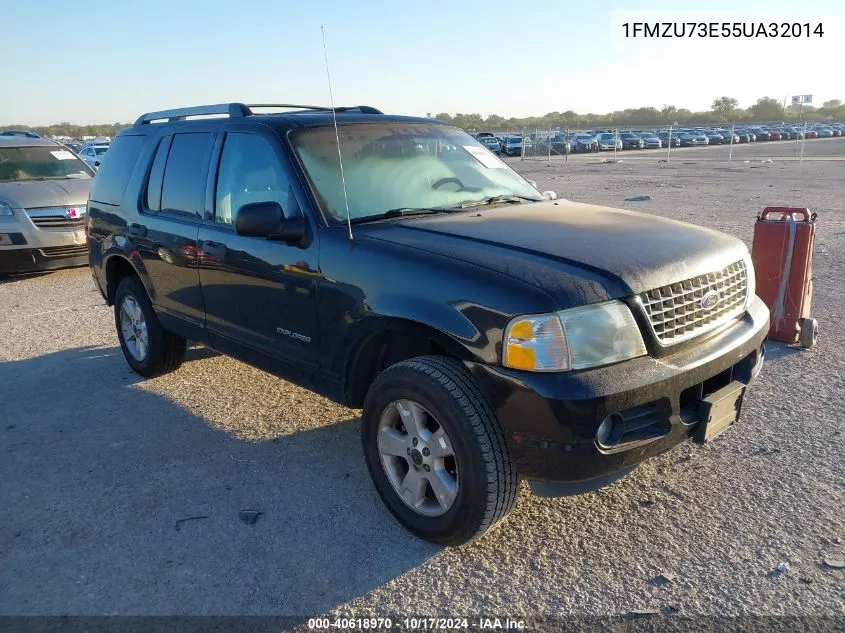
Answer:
(321, 26, 353, 241)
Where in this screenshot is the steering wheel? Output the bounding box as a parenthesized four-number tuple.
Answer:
(431, 177, 466, 191)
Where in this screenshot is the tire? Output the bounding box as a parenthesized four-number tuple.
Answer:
(799, 318, 818, 349)
(114, 275, 186, 377)
(362, 356, 518, 546)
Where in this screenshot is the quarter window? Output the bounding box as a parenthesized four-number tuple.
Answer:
(214, 133, 289, 225)
(87, 135, 146, 205)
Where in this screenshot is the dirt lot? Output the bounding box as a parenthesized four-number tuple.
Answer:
(1, 140, 844, 621)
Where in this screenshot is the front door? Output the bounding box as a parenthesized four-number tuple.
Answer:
(197, 130, 320, 368)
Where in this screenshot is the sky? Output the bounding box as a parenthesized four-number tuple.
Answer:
(3, 0, 843, 125)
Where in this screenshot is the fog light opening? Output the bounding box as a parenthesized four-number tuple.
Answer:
(596, 413, 624, 448)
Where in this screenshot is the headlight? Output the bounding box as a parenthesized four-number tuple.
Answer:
(0, 202, 13, 216)
(503, 300, 647, 372)
(743, 252, 756, 308)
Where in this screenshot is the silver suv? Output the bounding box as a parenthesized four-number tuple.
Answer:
(0, 137, 95, 274)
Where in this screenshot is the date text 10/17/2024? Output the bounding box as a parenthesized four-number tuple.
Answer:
(622, 22, 824, 38)
(308, 617, 527, 630)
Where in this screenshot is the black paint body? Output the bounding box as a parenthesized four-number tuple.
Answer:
(88, 111, 768, 487)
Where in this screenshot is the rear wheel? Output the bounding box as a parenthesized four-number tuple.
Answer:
(114, 276, 186, 377)
(362, 356, 517, 545)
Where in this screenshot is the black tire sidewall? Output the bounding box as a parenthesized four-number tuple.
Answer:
(114, 277, 165, 376)
(362, 365, 492, 544)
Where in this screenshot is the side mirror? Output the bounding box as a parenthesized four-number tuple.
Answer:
(235, 201, 283, 237)
(269, 215, 306, 243)
(94, 161, 100, 168)
(235, 201, 306, 244)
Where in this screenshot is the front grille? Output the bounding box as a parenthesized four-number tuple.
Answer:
(639, 260, 748, 345)
(26, 207, 86, 231)
(39, 245, 87, 258)
(30, 216, 86, 229)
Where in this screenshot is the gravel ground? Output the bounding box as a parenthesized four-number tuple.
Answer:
(1, 140, 843, 622)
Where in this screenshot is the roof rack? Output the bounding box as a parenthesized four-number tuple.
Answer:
(134, 102, 383, 126)
(247, 104, 383, 115)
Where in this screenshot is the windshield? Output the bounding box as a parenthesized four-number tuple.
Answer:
(291, 123, 542, 223)
(0, 145, 93, 182)
(599, 134, 616, 139)
(93, 146, 109, 155)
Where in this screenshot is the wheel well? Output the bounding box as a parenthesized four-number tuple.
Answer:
(345, 322, 461, 408)
(105, 256, 139, 306)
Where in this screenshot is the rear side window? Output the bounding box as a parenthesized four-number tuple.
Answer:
(88, 135, 146, 205)
(160, 132, 214, 218)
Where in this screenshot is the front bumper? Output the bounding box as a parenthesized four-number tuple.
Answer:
(1, 210, 87, 274)
(0, 245, 88, 273)
(468, 297, 769, 492)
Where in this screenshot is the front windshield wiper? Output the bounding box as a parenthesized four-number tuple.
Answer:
(458, 194, 542, 209)
(349, 207, 455, 225)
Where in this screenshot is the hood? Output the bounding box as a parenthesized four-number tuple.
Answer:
(357, 201, 747, 308)
(0, 178, 93, 209)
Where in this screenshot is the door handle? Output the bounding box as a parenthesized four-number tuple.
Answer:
(127, 223, 147, 237)
(202, 240, 227, 259)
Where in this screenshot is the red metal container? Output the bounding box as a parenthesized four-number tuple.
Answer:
(751, 207, 818, 347)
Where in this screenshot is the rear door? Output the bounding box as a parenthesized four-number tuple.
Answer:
(133, 130, 216, 330)
(197, 126, 320, 367)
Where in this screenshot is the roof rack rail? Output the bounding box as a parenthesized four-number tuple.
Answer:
(134, 102, 384, 126)
(246, 103, 328, 112)
(134, 103, 251, 125)
(246, 104, 383, 115)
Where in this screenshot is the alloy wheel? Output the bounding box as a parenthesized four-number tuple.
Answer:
(377, 399, 459, 517)
(119, 296, 149, 362)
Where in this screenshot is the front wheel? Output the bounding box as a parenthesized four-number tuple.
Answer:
(362, 356, 517, 546)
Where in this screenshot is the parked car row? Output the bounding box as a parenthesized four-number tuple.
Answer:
(475, 133, 537, 156)
(0, 132, 112, 170)
(476, 122, 845, 154)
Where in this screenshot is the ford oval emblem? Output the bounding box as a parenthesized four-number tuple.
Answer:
(701, 291, 719, 309)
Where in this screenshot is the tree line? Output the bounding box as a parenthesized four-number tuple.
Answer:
(3, 97, 843, 136)
(435, 97, 845, 132)
(0, 122, 129, 138)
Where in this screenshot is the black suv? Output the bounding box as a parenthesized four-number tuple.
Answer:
(88, 103, 768, 545)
